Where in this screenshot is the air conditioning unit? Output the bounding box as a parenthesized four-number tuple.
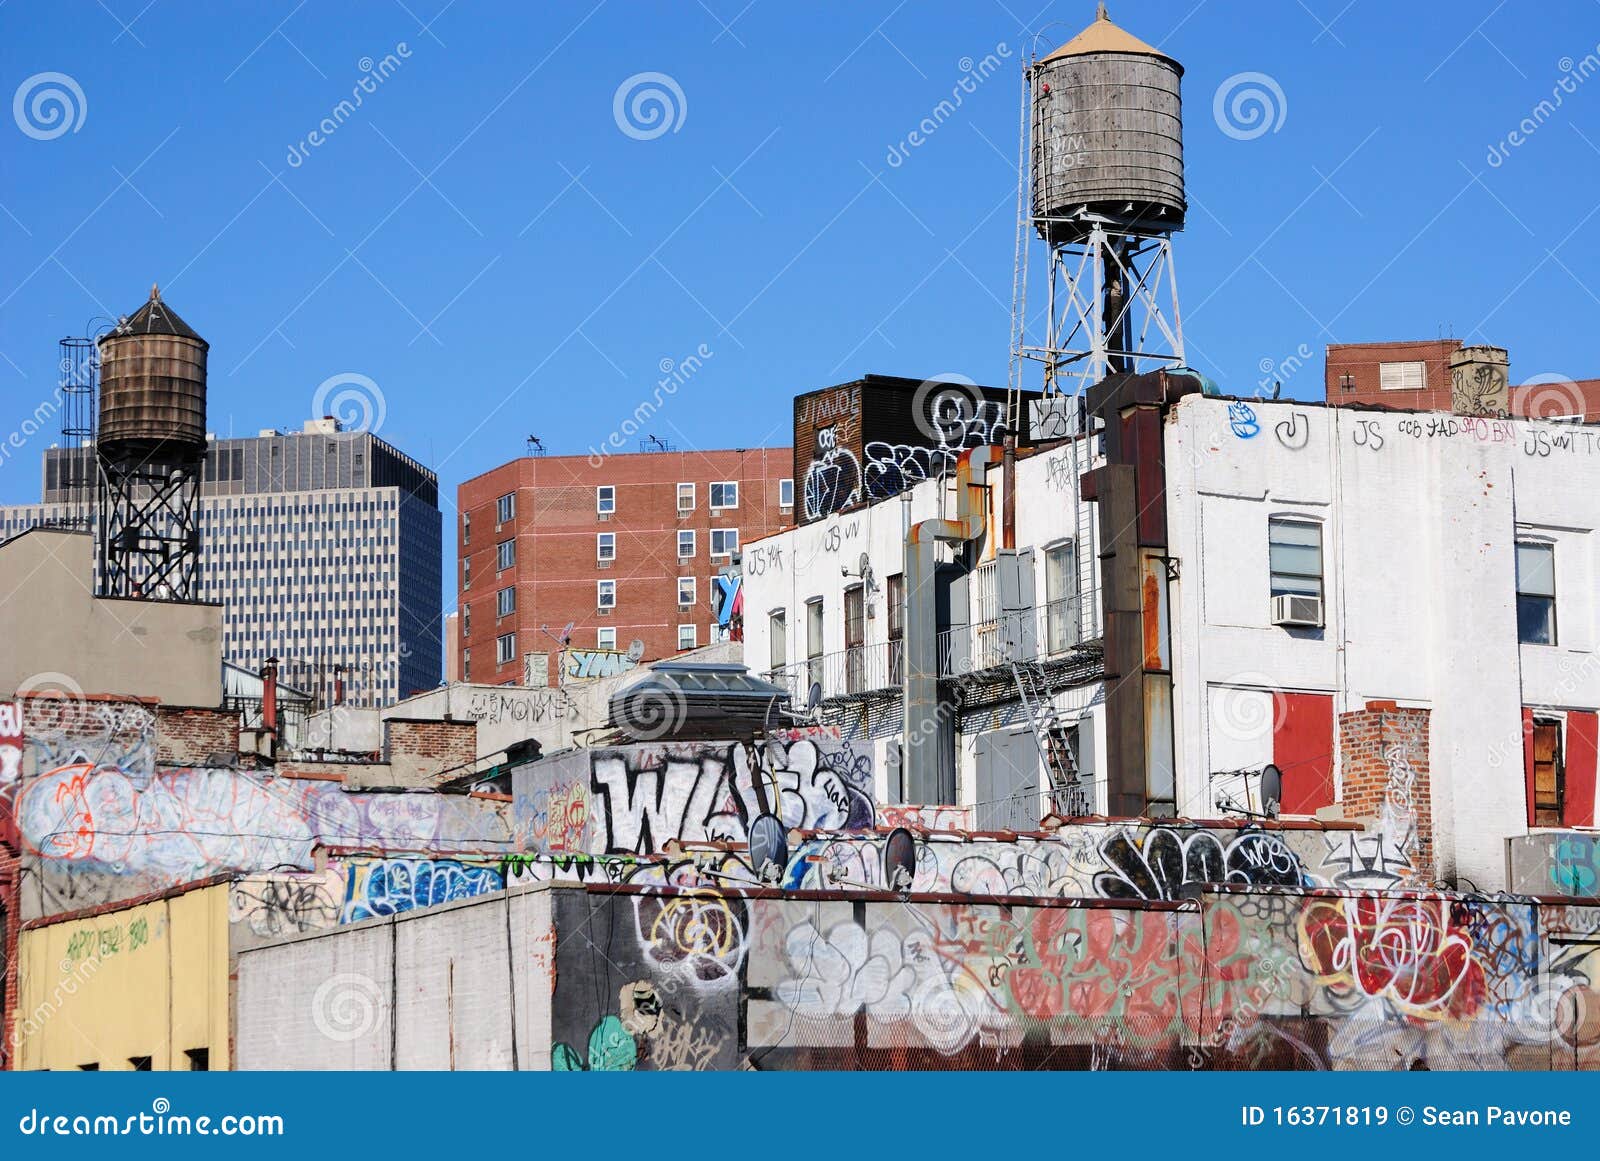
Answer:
(1271, 593, 1323, 628)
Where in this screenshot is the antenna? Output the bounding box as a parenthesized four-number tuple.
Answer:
(525, 435, 545, 456)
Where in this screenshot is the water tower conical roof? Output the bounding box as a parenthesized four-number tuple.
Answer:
(1039, 4, 1180, 71)
(103, 284, 207, 346)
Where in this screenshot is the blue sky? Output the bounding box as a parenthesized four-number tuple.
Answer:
(4, 0, 1600, 608)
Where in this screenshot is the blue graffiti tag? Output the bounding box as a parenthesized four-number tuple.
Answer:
(1228, 401, 1259, 439)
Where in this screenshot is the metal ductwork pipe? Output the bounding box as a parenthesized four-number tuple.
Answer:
(901, 445, 1000, 804)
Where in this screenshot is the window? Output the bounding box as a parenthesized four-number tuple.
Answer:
(1268, 518, 1323, 600)
(769, 609, 787, 677)
(185, 1048, 210, 1071)
(710, 481, 738, 509)
(462, 649, 471, 681)
(677, 530, 696, 558)
(597, 627, 617, 650)
(710, 528, 739, 557)
(887, 573, 905, 683)
(497, 587, 515, 617)
(129, 1056, 152, 1072)
(677, 483, 695, 513)
(496, 633, 516, 665)
(1517, 540, 1556, 645)
(1378, 361, 1426, 391)
(1531, 718, 1565, 827)
(805, 597, 824, 695)
(596, 485, 616, 515)
(462, 512, 470, 545)
(678, 624, 698, 651)
(497, 492, 515, 524)
(462, 605, 471, 638)
(597, 580, 616, 609)
(678, 577, 696, 607)
(597, 532, 616, 562)
(1045, 541, 1079, 652)
(463, 557, 471, 588)
(496, 539, 515, 571)
(844, 584, 866, 694)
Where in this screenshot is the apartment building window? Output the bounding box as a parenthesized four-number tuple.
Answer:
(677, 483, 695, 513)
(496, 633, 516, 665)
(497, 493, 515, 524)
(598, 627, 617, 650)
(678, 624, 697, 651)
(1268, 518, 1322, 600)
(1517, 540, 1556, 645)
(1378, 361, 1426, 391)
(1045, 540, 1079, 653)
(496, 587, 515, 617)
(1530, 718, 1565, 827)
(678, 530, 696, 559)
(678, 577, 696, 607)
(710, 528, 739, 558)
(710, 481, 738, 509)
(463, 558, 471, 588)
(805, 597, 824, 696)
(844, 584, 866, 694)
(779, 478, 795, 509)
(887, 573, 905, 683)
(462, 512, 470, 545)
(598, 579, 617, 609)
(597, 532, 616, 563)
(596, 485, 616, 515)
(769, 609, 787, 678)
(496, 539, 515, 571)
(463, 605, 471, 638)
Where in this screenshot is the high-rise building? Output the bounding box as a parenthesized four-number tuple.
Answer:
(1, 417, 441, 706)
(457, 447, 792, 686)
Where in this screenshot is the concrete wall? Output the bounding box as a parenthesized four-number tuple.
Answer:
(233, 878, 1600, 1071)
(1509, 832, 1600, 897)
(1165, 396, 1600, 890)
(16, 883, 229, 1071)
(0, 530, 222, 707)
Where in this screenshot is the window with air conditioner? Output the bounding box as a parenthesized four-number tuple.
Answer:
(710, 481, 738, 509)
(710, 528, 739, 557)
(597, 580, 616, 609)
(1378, 361, 1426, 391)
(677, 482, 695, 513)
(678, 530, 696, 558)
(496, 493, 515, 524)
(1268, 517, 1323, 627)
(496, 539, 515, 571)
(1517, 540, 1556, 645)
(597, 532, 616, 563)
(677, 576, 696, 606)
(596, 485, 616, 515)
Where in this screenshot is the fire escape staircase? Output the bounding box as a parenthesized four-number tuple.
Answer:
(1010, 659, 1087, 816)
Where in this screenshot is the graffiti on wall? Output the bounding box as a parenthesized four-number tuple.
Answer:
(802, 426, 862, 521)
(0, 700, 22, 848)
(1509, 832, 1600, 897)
(25, 696, 155, 780)
(464, 687, 576, 724)
(341, 857, 503, 922)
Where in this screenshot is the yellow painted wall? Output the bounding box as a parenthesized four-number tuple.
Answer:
(16, 885, 230, 1071)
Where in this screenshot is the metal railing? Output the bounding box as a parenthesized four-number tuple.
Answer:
(939, 593, 1100, 679)
(770, 638, 906, 703)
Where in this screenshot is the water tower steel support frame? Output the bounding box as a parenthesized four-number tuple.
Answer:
(96, 454, 202, 599)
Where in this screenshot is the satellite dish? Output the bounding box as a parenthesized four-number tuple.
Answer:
(883, 827, 917, 893)
(626, 638, 646, 661)
(806, 682, 822, 711)
(1260, 763, 1282, 819)
(747, 813, 788, 884)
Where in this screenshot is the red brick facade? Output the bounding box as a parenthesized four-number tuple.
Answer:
(1326, 339, 1600, 420)
(456, 448, 792, 685)
(155, 706, 240, 767)
(1337, 700, 1434, 882)
(384, 718, 476, 779)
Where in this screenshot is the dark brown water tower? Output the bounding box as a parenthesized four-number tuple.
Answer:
(95, 285, 208, 599)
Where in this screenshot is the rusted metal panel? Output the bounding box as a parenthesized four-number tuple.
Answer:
(1139, 549, 1171, 672)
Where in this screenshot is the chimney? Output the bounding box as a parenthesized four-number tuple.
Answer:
(262, 656, 279, 735)
(334, 663, 345, 707)
(1449, 345, 1509, 418)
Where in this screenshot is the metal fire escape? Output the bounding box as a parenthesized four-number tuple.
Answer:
(1010, 658, 1087, 816)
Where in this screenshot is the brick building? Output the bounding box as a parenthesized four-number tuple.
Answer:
(1325, 338, 1600, 420)
(456, 448, 793, 685)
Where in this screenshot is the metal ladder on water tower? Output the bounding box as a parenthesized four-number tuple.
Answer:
(1010, 660, 1086, 817)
